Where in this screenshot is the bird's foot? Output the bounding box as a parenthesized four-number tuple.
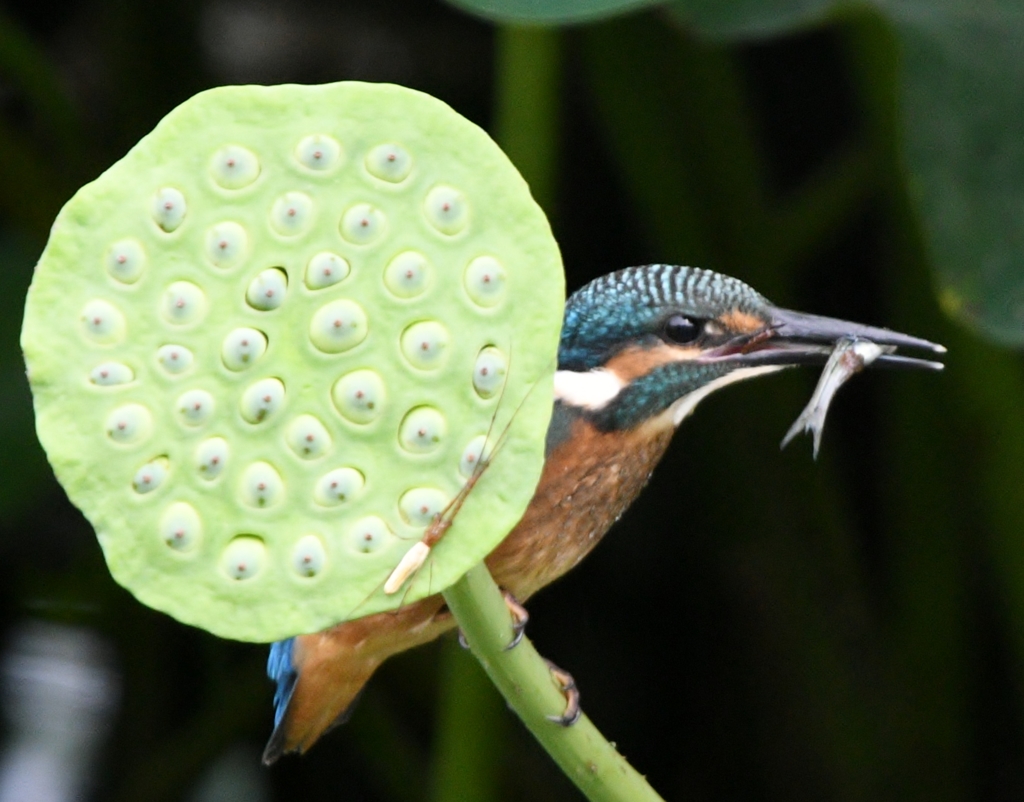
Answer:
(544, 659, 582, 726)
(502, 590, 530, 651)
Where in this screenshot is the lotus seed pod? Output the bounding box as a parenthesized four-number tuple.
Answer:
(22, 82, 563, 642)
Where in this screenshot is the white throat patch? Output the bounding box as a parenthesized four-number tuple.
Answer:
(553, 368, 625, 410)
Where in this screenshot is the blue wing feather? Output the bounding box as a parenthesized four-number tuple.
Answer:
(267, 638, 297, 728)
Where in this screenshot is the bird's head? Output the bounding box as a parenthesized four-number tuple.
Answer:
(555, 265, 944, 432)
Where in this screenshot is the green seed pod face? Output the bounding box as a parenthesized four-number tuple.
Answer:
(22, 82, 563, 642)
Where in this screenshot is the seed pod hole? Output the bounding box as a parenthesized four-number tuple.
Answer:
(348, 515, 391, 554)
(160, 501, 202, 552)
(89, 361, 134, 386)
(309, 299, 368, 354)
(204, 221, 248, 269)
(400, 320, 450, 371)
(176, 389, 215, 427)
(156, 344, 194, 375)
(81, 300, 126, 344)
(472, 346, 507, 398)
(106, 239, 146, 284)
(398, 487, 449, 527)
(269, 191, 313, 237)
(314, 467, 365, 506)
(291, 534, 327, 578)
(105, 403, 151, 445)
(340, 203, 386, 245)
(365, 143, 412, 183)
(161, 281, 206, 325)
(424, 185, 468, 235)
(210, 145, 260, 189)
(221, 327, 268, 371)
(240, 377, 286, 424)
(132, 456, 169, 495)
(285, 414, 332, 460)
(331, 369, 385, 424)
(305, 251, 350, 290)
(383, 251, 431, 298)
(152, 187, 187, 232)
(295, 134, 341, 171)
(245, 268, 288, 311)
(464, 256, 506, 308)
(239, 462, 284, 508)
(220, 535, 266, 580)
(398, 406, 447, 454)
(194, 437, 229, 480)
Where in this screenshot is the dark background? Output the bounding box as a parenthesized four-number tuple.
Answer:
(1, 1, 1021, 800)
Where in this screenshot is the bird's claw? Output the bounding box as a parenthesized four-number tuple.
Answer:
(544, 659, 582, 726)
(502, 590, 529, 651)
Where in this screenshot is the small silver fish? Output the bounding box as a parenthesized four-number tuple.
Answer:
(781, 337, 895, 459)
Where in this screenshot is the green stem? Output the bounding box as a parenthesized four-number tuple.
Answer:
(443, 563, 666, 802)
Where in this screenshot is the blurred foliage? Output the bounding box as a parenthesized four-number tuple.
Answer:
(2, 1, 1024, 801)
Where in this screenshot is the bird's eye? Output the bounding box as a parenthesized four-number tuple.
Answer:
(663, 314, 701, 344)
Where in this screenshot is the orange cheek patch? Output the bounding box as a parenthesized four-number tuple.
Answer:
(604, 343, 701, 383)
(719, 309, 766, 334)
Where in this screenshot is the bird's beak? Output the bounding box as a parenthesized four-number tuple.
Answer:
(701, 307, 946, 371)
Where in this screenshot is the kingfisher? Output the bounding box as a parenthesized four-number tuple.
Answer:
(262, 264, 944, 763)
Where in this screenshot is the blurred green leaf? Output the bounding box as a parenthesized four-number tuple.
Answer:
(444, 0, 660, 24)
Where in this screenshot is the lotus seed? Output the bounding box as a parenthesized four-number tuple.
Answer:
(194, 437, 229, 480)
(291, 534, 327, 578)
(240, 461, 284, 508)
(220, 536, 266, 580)
(365, 143, 412, 183)
(161, 281, 206, 325)
(156, 344, 194, 375)
(245, 268, 288, 311)
(331, 369, 385, 424)
(132, 456, 168, 494)
(221, 327, 268, 371)
(400, 321, 450, 371)
(472, 346, 507, 398)
(313, 467, 365, 506)
(398, 487, 449, 526)
(383, 251, 431, 298)
(398, 406, 446, 453)
(424, 185, 467, 236)
(160, 501, 202, 552)
(210, 145, 260, 189)
(176, 389, 215, 427)
(309, 299, 367, 354)
(81, 299, 126, 344)
(340, 203, 385, 245)
(106, 239, 146, 284)
(305, 251, 350, 290)
(285, 414, 332, 459)
(204, 221, 248, 269)
(464, 256, 507, 307)
(240, 377, 285, 424)
(89, 361, 134, 386)
(270, 191, 313, 237)
(295, 134, 341, 171)
(104, 403, 151, 445)
(348, 515, 390, 554)
(152, 187, 187, 232)
(459, 434, 491, 478)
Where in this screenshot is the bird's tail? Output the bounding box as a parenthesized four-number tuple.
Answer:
(262, 595, 451, 764)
